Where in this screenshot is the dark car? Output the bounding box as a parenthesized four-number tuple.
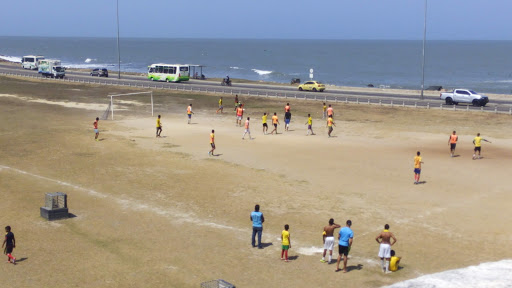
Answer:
(90, 68, 108, 77)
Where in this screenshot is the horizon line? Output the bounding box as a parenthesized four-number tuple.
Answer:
(1, 35, 512, 41)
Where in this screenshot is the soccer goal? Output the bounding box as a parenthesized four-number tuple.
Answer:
(103, 91, 153, 120)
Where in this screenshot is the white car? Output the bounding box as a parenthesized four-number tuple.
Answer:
(440, 89, 489, 107)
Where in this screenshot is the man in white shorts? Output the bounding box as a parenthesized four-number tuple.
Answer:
(376, 224, 397, 274)
(242, 117, 252, 140)
(321, 218, 341, 264)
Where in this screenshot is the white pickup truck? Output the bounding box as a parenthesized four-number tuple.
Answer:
(440, 89, 489, 107)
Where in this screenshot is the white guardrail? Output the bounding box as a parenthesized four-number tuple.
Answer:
(1, 71, 511, 115)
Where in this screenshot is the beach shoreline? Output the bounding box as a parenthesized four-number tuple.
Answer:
(2, 57, 510, 101)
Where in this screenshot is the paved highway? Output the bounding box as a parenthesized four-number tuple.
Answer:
(1, 63, 511, 114)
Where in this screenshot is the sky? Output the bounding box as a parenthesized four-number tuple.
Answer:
(1, 0, 511, 40)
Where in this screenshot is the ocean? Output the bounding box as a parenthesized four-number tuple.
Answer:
(1, 37, 511, 94)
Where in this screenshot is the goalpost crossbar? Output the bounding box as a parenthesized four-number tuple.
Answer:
(106, 91, 153, 120)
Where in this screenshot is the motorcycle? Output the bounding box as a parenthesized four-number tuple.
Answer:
(221, 78, 232, 86)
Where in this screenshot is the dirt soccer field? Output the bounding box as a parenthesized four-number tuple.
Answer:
(1, 76, 511, 288)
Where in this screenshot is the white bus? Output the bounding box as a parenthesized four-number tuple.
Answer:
(147, 64, 189, 82)
(21, 55, 45, 70)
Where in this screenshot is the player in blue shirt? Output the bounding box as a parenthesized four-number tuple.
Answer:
(336, 220, 353, 273)
(250, 204, 265, 249)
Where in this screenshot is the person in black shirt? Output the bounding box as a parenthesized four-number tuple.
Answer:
(284, 111, 292, 131)
(3, 226, 16, 264)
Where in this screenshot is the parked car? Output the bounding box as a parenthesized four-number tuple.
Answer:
(90, 68, 108, 77)
(298, 81, 325, 92)
(440, 89, 489, 107)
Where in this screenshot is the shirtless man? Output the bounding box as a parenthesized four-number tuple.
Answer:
(375, 224, 397, 274)
(321, 218, 341, 264)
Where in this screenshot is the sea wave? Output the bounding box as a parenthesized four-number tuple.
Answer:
(84, 58, 96, 63)
(252, 69, 272, 76)
(230, 66, 241, 70)
(382, 260, 512, 288)
(63, 63, 117, 69)
(0, 55, 22, 63)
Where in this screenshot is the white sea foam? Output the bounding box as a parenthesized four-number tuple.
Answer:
(84, 58, 95, 63)
(0, 55, 22, 63)
(383, 260, 512, 288)
(230, 66, 241, 70)
(252, 69, 272, 75)
(63, 63, 116, 69)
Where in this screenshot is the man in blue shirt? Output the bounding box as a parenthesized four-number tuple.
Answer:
(336, 220, 353, 273)
(250, 204, 265, 249)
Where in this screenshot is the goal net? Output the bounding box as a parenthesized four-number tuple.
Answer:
(102, 91, 153, 120)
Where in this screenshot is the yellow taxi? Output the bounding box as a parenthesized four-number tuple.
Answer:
(298, 81, 325, 92)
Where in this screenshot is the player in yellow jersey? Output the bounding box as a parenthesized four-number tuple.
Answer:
(389, 250, 401, 272)
(187, 104, 194, 124)
(472, 132, 491, 160)
(216, 97, 223, 114)
(209, 130, 215, 156)
(281, 224, 291, 262)
(262, 112, 268, 135)
(413, 151, 424, 184)
(326, 116, 335, 137)
(322, 103, 327, 119)
(156, 115, 162, 138)
(305, 113, 315, 135)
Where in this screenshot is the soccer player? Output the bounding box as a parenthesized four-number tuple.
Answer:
(270, 113, 279, 135)
(389, 250, 402, 272)
(321, 219, 340, 264)
(2, 226, 15, 264)
(281, 224, 291, 262)
(376, 224, 397, 274)
(187, 104, 194, 124)
(335, 220, 353, 273)
(327, 116, 335, 137)
(216, 97, 224, 114)
(284, 110, 292, 131)
(414, 151, 424, 184)
(209, 130, 215, 156)
(93, 117, 99, 141)
(448, 130, 458, 157)
(262, 112, 268, 135)
(473, 133, 491, 160)
(234, 94, 239, 111)
(322, 103, 327, 119)
(236, 104, 244, 127)
(306, 113, 315, 135)
(156, 115, 162, 137)
(242, 117, 252, 140)
(284, 103, 291, 113)
(327, 104, 334, 119)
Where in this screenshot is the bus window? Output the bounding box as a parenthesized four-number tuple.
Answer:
(149, 67, 155, 73)
(157, 66, 163, 73)
(180, 67, 188, 72)
(163, 67, 169, 74)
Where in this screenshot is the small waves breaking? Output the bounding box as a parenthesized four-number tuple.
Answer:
(0, 54, 22, 63)
(383, 259, 512, 288)
(252, 69, 272, 76)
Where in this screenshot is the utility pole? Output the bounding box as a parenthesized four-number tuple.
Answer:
(420, 0, 427, 100)
(116, 0, 121, 79)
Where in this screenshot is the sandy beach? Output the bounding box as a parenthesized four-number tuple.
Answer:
(1, 74, 511, 287)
